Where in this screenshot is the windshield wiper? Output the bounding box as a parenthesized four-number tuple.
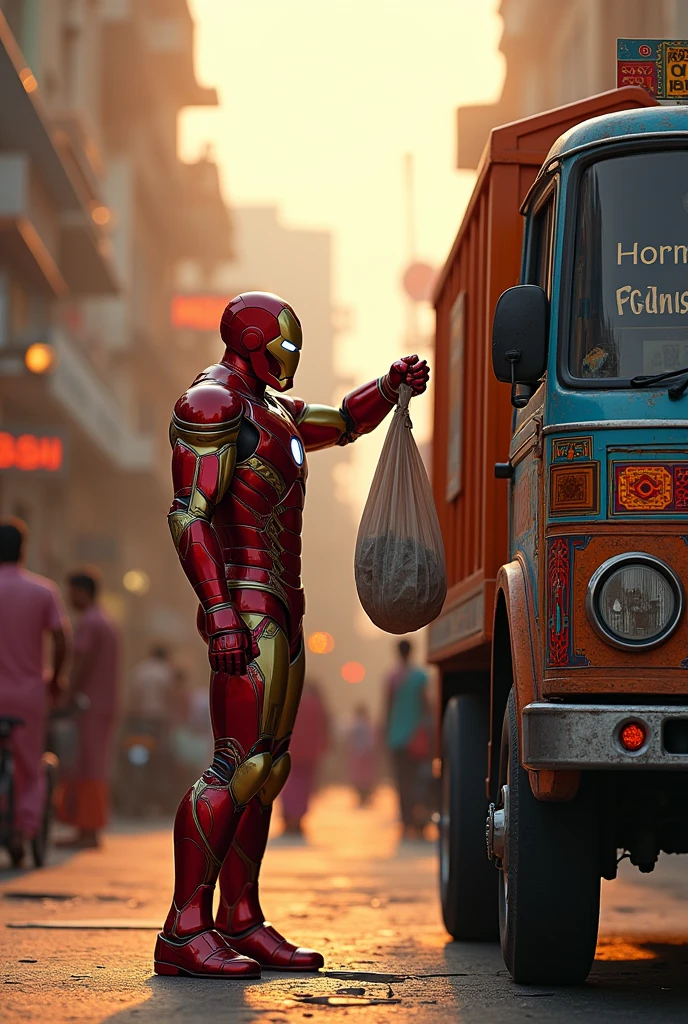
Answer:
(631, 366, 688, 386)
(631, 366, 688, 401)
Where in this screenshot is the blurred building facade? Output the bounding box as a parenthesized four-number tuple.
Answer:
(178, 206, 392, 715)
(458, 0, 688, 168)
(0, 0, 231, 684)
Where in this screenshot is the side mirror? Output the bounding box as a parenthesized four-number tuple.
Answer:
(492, 285, 548, 408)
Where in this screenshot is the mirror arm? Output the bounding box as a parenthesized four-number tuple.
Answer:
(505, 349, 531, 409)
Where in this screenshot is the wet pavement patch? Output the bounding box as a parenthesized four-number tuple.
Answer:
(324, 970, 410, 983)
(4, 892, 76, 901)
(290, 995, 402, 1007)
(7, 918, 161, 929)
(324, 969, 471, 982)
(3, 891, 140, 905)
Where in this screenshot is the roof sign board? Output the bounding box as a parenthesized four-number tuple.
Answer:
(617, 39, 688, 102)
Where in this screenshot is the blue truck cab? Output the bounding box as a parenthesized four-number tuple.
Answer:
(485, 103, 688, 983)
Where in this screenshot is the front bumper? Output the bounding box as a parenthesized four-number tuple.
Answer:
(522, 703, 688, 770)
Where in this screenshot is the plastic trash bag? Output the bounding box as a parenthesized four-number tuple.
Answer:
(354, 383, 447, 634)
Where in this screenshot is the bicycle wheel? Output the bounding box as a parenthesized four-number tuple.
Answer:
(32, 753, 58, 868)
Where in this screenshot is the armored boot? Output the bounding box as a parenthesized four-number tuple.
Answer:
(215, 796, 324, 971)
(154, 760, 268, 979)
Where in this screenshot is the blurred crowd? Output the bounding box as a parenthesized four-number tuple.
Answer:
(0, 516, 117, 862)
(279, 638, 437, 842)
(0, 515, 212, 866)
(0, 513, 436, 869)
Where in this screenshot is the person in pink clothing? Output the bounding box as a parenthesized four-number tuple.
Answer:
(0, 518, 70, 863)
(55, 569, 121, 849)
(281, 681, 330, 836)
(346, 704, 379, 806)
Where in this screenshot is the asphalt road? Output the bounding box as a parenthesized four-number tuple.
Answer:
(2, 785, 688, 1023)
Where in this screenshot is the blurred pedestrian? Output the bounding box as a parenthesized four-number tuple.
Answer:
(55, 569, 120, 849)
(385, 639, 431, 839)
(346, 704, 378, 806)
(130, 646, 174, 728)
(281, 680, 330, 836)
(130, 646, 175, 802)
(116, 647, 175, 816)
(168, 673, 213, 796)
(0, 519, 70, 864)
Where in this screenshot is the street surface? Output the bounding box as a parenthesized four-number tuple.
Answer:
(2, 785, 688, 1023)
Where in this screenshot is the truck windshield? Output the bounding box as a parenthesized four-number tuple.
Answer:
(569, 150, 688, 384)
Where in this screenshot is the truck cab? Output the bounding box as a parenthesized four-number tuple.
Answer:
(432, 90, 688, 985)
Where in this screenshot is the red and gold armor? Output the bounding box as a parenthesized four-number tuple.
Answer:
(154, 292, 429, 978)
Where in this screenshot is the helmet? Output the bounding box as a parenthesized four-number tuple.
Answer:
(219, 291, 302, 392)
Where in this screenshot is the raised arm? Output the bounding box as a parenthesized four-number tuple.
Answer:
(292, 354, 430, 451)
(168, 383, 257, 675)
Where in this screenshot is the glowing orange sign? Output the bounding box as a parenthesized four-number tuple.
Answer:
(171, 294, 228, 332)
(0, 432, 64, 472)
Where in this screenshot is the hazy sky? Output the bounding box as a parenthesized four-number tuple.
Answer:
(181, 0, 504, 506)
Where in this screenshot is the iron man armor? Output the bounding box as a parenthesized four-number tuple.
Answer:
(154, 292, 429, 978)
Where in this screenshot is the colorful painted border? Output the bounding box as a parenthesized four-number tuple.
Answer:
(611, 462, 688, 515)
(551, 436, 593, 462)
(547, 535, 591, 669)
(549, 462, 600, 517)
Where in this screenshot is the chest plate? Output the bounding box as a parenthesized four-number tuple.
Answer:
(237, 394, 308, 498)
(212, 390, 307, 611)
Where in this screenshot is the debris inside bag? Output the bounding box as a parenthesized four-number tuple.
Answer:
(355, 534, 445, 634)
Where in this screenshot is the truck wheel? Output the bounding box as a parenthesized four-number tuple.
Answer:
(440, 695, 498, 941)
(498, 689, 600, 984)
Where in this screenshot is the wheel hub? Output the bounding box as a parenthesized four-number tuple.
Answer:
(486, 784, 508, 864)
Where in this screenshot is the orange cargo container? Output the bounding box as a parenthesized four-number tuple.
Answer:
(429, 87, 656, 676)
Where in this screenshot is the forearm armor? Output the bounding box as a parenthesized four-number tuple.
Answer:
(338, 375, 398, 444)
(168, 412, 241, 629)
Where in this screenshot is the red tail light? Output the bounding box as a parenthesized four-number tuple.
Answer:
(619, 721, 647, 752)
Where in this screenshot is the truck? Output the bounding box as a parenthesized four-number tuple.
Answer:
(429, 83, 688, 985)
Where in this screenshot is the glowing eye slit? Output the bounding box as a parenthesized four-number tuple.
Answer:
(281, 340, 298, 352)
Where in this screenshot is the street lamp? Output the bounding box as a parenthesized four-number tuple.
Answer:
(25, 343, 58, 375)
(308, 631, 335, 654)
(123, 569, 150, 595)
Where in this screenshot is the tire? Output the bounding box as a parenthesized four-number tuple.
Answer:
(498, 689, 600, 985)
(0, 747, 14, 847)
(440, 694, 499, 941)
(32, 816, 48, 867)
(32, 754, 57, 868)
(8, 836, 24, 868)
(0, 746, 22, 866)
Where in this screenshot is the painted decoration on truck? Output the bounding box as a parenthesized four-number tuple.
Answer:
(445, 291, 465, 502)
(617, 39, 688, 102)
(551, 436, 593, 462)
(550, 463, 600, 516)
(512, 457, 540, 622)
(612, 462, 688, 514)
(547, 536, 591, 668)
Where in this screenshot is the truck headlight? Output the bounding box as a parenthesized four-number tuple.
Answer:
(586, 553, 683, 650)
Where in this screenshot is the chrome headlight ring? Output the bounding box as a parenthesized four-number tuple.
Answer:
(585, 552, 684, 651)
